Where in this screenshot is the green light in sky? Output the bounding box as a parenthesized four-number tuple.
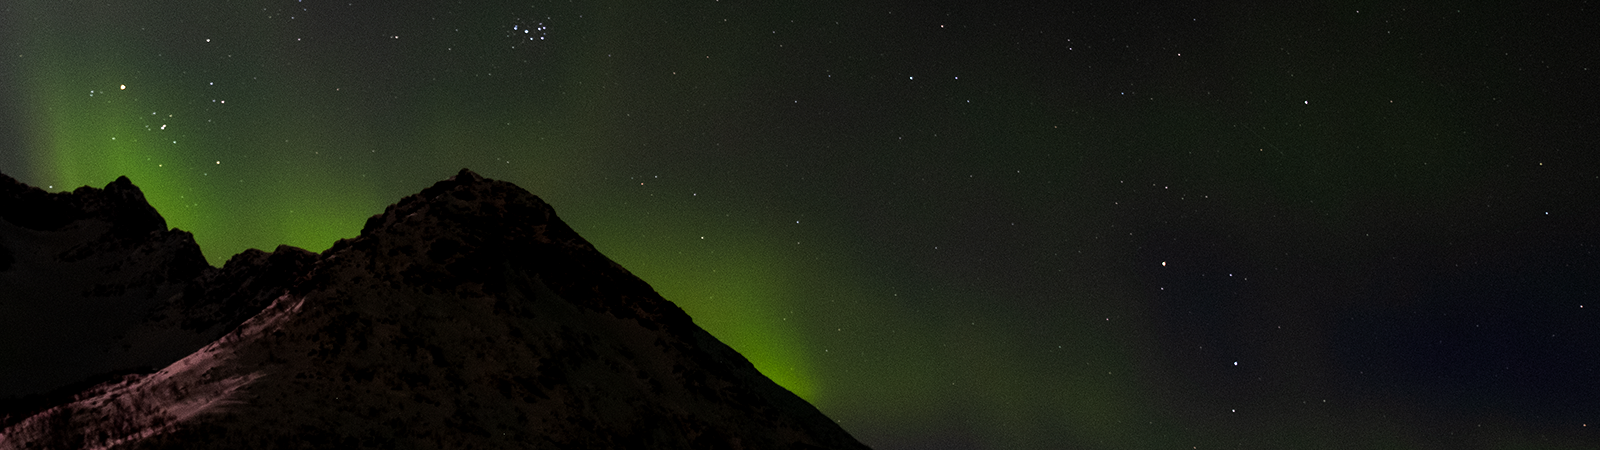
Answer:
(647, 255, 818, 402)
(585, 223, 820, 403)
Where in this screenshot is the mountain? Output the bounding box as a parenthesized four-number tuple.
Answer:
(0, 169, 869, 449)
(0, 173, 212, 402)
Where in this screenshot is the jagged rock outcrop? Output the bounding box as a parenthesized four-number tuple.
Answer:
(0, 169, 868, 449)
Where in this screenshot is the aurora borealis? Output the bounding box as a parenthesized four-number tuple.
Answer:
(3, 1, 1599, 448)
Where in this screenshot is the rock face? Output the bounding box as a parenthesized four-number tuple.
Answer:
(0, 169, 869, 449)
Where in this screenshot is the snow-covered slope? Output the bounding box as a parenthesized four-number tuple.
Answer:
(0, 169, 868, 449)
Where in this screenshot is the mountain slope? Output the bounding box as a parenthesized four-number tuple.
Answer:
(0, 173, 209, 400)
(0, 169, 868, 449)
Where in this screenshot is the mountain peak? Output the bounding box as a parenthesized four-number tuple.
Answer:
(0, 173, 168, 236)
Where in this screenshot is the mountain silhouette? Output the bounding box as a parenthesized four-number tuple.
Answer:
(0, 169, 868, 449)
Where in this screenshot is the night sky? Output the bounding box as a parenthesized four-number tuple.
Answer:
(3, 1, 1599, 448)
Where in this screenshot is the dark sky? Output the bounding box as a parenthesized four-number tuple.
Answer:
(3, 1, 1599, 448)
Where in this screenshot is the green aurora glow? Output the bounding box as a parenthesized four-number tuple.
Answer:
(4, 1, 1599, 449)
